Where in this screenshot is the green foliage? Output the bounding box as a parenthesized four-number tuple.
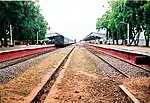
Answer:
(96, 0, 150, 46)
(142, 1, 150, 35)
(0, 1, 48, 45)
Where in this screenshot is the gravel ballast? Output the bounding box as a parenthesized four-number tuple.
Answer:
(0, 46, 73, 103)
(44, 46, 131, 103)
(86, 46, 150, 78)
(0, 50, 56, 82)
(85, 45, 150, 102)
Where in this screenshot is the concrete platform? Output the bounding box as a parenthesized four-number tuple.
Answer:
(89, 44, 150, 56)
(85, 43, 150, 65)
(0, 45, 55, 62)
(0, 45, 54, 53)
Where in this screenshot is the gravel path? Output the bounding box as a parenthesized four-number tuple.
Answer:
(86, 46, 150, 78)
(44, 46, 131, 103)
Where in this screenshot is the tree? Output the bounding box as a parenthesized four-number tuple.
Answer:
(142, 1, 150, 46)
(0, 1, 48, 46)
(96, 0, 150, 46)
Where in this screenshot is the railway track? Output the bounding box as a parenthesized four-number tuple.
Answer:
(30, 46, 75, 103)
(85, 46, 150, 78)
(0, 48, 56, 69)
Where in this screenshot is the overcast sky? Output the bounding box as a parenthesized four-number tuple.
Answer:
(39, 0, 109, 41)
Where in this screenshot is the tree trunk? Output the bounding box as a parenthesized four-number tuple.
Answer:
(116, 32, 119, 45)
(106, 28, 109, 40)
(0, 18, 4, 47)
(112, 31, 115, 44)
(144, 32, 149, 47)
(129, 29, 137, 45)
(4, 37, 8, 47)
(116, 39, 119, 45)
(146, 38, 149, 47)
(120, 27, 124, 45)
(0, 22, 2, 47)
(113, 39, 115, 44)
(134, 33, 140, 46)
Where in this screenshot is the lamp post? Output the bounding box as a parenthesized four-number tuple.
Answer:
(36, 31, 38, 45)
(36, 26, 50, 45)
(120, 21, 129, 45)
(9, 24, 15, 46)
(36, 30, 42, 45)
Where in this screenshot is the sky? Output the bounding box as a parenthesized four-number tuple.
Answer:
(38, 0, 109, 41)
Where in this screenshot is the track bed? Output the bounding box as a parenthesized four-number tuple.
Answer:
(0, 46, 74, 103)
(44, 46, 131, 103)
(0, 45, 149, 103)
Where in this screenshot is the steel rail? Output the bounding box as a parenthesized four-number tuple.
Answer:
(0, 48, 56, 69)
(85, 47, 130, 78)
(31, 46, 75, 103)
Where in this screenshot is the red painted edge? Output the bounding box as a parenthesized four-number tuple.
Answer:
(86, 44, 137, 63)
(0, 46, 56, 61)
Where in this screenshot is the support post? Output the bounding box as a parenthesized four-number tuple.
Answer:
(127, 23, 130, 45)
(10, 25, 13, 45)
(36, 31, 38, 45)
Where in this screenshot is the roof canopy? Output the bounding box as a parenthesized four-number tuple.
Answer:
(46, 32, 61, 39)
(83, 32, 106, 41)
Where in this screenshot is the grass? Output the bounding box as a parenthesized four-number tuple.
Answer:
(10, 89, 30, 96)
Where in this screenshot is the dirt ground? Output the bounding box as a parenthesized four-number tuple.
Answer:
(44, 46, 131, 103)
(123, 78, 150, 103)
(0, 46, 73, 103)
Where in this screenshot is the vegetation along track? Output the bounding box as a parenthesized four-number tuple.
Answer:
(84, 46, 150, 78)
(31, 46, 75, 103)
(0, 48, 56, 69)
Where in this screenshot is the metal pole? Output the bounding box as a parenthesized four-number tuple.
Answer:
(127, 23, 130, 45)
(37, 31, 38, 44)
(10, 25, 13, 45)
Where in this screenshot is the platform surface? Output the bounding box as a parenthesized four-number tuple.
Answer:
(88, 44, 150, 56)
(0, 45, 54, 53)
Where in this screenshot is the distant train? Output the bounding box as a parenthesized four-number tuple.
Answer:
(54, 35, 74, 47)
(46, 33, 75, 47)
